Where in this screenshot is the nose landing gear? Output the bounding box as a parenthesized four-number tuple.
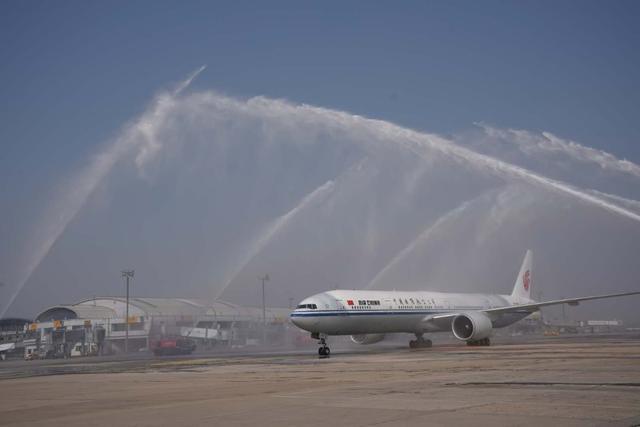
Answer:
(313, 333, 331, 358)
(409, 334, 432, 349)
(318, 342, 330, 358)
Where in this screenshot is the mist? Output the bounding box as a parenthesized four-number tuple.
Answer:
(2, 70, 640, 323)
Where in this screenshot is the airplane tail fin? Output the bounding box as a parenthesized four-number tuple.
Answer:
(511, 250, 533, 302)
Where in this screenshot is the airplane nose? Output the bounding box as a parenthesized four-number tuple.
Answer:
(290, 314, 318, 331)
(290, 316, 302, 328)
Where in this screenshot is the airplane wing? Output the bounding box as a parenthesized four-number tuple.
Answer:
(421, 290, 639, 325)
(484, 290, 640, 315)
(419, 291, 639, 331)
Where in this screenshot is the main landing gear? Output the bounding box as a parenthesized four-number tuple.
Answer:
(466, 338, 491, 346)
(318, 340, 330, 358)
(409, 334, 432, 349)
(312, 333, 331, 358)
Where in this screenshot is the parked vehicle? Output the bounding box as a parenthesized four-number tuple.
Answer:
(152, 338, 196, 356)
(0, 343, 16, 361)
(70, 342, 98, 357)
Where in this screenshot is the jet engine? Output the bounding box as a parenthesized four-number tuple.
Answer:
(451, 312, 492, 341)
(350, 334, 386, 345)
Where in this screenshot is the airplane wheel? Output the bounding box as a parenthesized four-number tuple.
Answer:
(318, 347, 325, 356)
(467, 338, 490, 346)
(409, 340, 416, 349)
(423, 339, 433, 348)
(324, 347, 330, 357)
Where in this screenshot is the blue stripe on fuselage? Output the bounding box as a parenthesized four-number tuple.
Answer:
(289, 309, 455, 318)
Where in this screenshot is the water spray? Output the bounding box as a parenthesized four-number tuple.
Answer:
(4, 69, 640, 317)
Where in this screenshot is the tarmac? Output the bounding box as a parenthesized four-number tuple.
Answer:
(1, 335, 639, 427)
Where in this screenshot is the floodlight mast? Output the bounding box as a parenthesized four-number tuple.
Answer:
(259, 274, 270, 345)
(121, 270, 134, 353)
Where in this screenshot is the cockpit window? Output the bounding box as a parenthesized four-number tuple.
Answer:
(296, 304, 317, 309)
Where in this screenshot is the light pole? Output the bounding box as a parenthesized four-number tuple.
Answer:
(122, 270, 134, 353)
(259, 274, 269, 345)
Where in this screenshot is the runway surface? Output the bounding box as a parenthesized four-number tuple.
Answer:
(1, 335, 639, 426)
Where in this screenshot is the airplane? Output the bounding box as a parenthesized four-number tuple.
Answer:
(290, 250, 640, 357)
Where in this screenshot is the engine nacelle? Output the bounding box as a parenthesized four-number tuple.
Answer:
(350, 334, 386, 345)
(451, 312, 493, 342)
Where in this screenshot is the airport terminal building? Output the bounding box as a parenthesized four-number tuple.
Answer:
(26, 297, 293, 358)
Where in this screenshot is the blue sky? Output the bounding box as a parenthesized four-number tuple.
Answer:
(2, 1, 639, 183)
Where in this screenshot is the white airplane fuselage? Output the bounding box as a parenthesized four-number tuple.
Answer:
(290, 289, 532, 336)
(290, 251, 639, 356)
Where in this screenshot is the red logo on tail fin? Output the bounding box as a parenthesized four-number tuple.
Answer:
(523, 270, 530, 291)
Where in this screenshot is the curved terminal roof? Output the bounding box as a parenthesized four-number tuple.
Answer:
(35, 297, 291, 323)
(36, 305, 117, 322)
